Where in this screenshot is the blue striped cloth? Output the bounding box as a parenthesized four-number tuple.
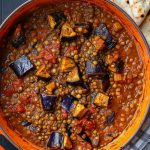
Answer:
(124, 112, 150, 150)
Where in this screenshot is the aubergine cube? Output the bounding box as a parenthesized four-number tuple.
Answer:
(60, 23, 77, 41)
(107, 111, 115, 124)
(12, 36, 26, 48)
(48, 12, 66, 29)
(66, 67, 80, 84)
(63, 134, 72, 149)
(40, 94, 57, 111)
(0, 66, 6, 74)
(12, 24, 26, 48)
(21, 121, 37, 132)
(101, 74, 110, 92)
(86, 61, 105, 76)
(9, 55, 33, 77)
(94, 92, 109, 107)
(72, 103, 87, 118)
(106, 39, 117, 49)
(82, 82, 90, 90)
(21, 121, 32, 127)
(60, 57, 76, 73)
(95, 23, 117, 49)
(65, 124, 72, 137)
(36, 65, 50, 79)
(74, 22, 93, 37)
(47, 132, 64, 149)
(76, 135, 92, 149)
(61, 95, 77, 112)
(95, 23, 112, 42)
(28, 124, 38, 132)
(115, 59, 124, 73)
(79, 131, 92, 144)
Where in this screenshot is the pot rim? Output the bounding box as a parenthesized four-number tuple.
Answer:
(0, 0, 150, 149)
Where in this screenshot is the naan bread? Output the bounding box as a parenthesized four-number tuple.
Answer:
(111, 0, 150, 26)
(140, 13, 150, 45)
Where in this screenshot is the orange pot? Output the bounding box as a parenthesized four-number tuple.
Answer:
(0, 0, 150, 149)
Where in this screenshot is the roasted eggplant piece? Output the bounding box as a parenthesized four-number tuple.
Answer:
(36, 65, 50, 79)
(12, 24, 26, 48)
(61, 95, 77, 112)
(95, 23, 112, 42)
(40, 94, 57, 111)
(82, 82, 90, 90)
(46, 81, 56, 92)
(91, 135, 100, 147)
(66, 124, 72, 137)
(95, 23, 117, 49)
(9, 55, 34, 77)
(60, 57, 76, 72)
(91, 93, 97, 103)
(114, 73, 122, 81)
(91, 36, 105, 52)
(72, 103, 87, 118)
(113, 22, 123, 32)
(66, 67, 80, 84)
(79, 131, 92, 144)
(47, 131, 64, 149)
(12, 36, 25, 48)
(48, 12, 66, 29)
(60, 23, 77, 41)
(107, 111, 115, 124)
(106, 39, 118, 49)
(21, 121, 32, 127)
(86, 61, 106, 77)
(115, 59, 124, 73)
(63, 134, 72, 149)
(0, 66, 6, 74)
(101, 74, 110, 92)
(74, 22, 93, 37)
(94, 92, 109, 107)
(21, 121, 37, 132)
(75, 135, 92, 150)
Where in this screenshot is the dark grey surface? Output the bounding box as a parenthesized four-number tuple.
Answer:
(0, 0, 26, 24)
(0, 0, 150, 150)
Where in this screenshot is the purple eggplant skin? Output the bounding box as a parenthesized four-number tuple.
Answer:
(74, 22, 93, 37)
(61, 95, 77, 112)
(0, 66, 6, 74)
(47, 132, 64, 149)
(91, 93, 97, 103)
(115, 59, 124, 73)
(21, 121, 32, 127)
(106, 39, 118, 49)
(12, 35, 26, 48)
(9, 55, 34, 77)
(86, 61, 106, 77)
(95, 23, 117, 49)
(79, 131, 92, 144)
(82, 82, 90, 90)
(95, 23, 112, 42)
(107, 111, 115, 124)
(101, 74, 110, 92)
(61, 36, 77, 42)
(21, 121, 38, 132)
(65, 124, 73, 137)
(40, 94, 57, 112)
(50, 12, 66, 28)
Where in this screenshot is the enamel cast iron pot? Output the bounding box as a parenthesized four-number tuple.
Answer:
(0, 0, 150, 149)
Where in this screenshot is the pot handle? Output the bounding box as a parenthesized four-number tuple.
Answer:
(0, 130, 17, 150)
